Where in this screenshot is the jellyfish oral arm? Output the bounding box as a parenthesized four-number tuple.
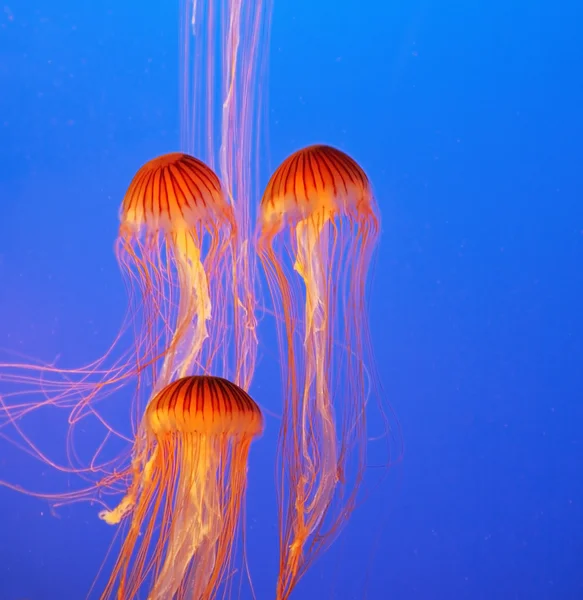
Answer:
(290, 216, 338, 565)
(98, 444, 158, 526)
(148, 436, 220, 600)
(175, 230, 212, 379)
(156, 229, 212, 389)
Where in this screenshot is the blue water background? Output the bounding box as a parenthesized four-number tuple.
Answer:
(1, 1, 582, 598)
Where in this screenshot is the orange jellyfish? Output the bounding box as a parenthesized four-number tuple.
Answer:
(97, 375, 263, 599)
(117, 152, 239, 395)
(0, 152, 240, 481)
(258, 144, 394, 598)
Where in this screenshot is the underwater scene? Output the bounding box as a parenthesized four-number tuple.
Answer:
(0, 1, 582, 599)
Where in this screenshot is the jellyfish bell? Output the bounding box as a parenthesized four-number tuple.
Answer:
(258, 144, 394, 599)
(258, 144, 379, 242)
(118, 152, 235, 236)
(98, 375, 263, 600)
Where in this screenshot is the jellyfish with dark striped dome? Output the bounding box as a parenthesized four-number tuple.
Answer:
(117, 152, 240, 395)
(258, 144, 391, 599)
(98, 375, 263, 599)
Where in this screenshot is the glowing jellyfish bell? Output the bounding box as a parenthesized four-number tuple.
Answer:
(258, 144, 389, 599)
(99, 375, 263, 600)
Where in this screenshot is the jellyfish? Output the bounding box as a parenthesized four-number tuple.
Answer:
(117, 151, 239, 397)
(97, 375, 263, 599)
(257, 144, 392, 599)
(0, 152, 239, 480)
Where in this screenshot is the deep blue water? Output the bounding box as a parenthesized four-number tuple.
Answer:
(1, 1, 582, 599)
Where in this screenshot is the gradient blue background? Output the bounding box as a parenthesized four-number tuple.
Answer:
(1, 1, 582, 598)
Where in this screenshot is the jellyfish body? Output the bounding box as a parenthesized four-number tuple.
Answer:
(117, 152, 238, 398)
(99, 375, 263, 600)
(258, 144, 385, 598)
